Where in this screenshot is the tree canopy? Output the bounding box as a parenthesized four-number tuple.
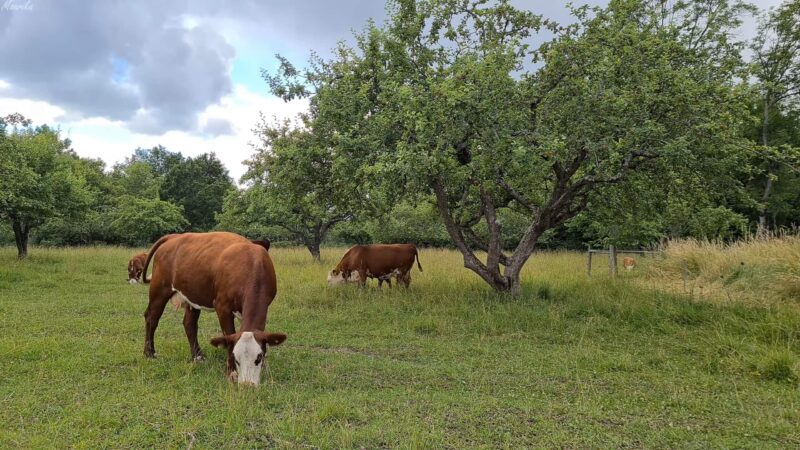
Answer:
(267, 0, 754, 292)
(161, 152, 234, 231)
(239, 117, 361, 260)
(0, 115, 92, 257)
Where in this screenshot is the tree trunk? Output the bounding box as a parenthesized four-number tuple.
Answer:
(495, 258, 527, 297)
(432, 176, 554, 296)
(432, 178, 514, 292)
(12, 221, 30, 259)
(759, 161, 779, 233)
(759, 97, 773, 233)
(306, 241, 321, 262)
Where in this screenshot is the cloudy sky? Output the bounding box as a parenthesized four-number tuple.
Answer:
(0, 0, 781, 181)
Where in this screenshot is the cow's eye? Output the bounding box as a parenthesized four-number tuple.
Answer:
(255, 353, 263, 365)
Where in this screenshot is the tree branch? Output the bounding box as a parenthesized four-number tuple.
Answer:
(497, 177, 537, 212)
(463, 227, 510, 265)
(479, 186, 503, 272)
(432, 176, 489, 275)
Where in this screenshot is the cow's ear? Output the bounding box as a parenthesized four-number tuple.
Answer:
(210, 334, 236, 349)
(251, 239, 271, 251)
(254, 332, 287, 348)
(331, 269, 340, 275)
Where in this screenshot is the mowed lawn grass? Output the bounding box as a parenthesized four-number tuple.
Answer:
(0, 247, 798, 449)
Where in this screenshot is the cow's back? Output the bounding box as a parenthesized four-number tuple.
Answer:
(150, 232, 252, 306)
(363, 244, 417, 276)
(336, 245, 366, 271)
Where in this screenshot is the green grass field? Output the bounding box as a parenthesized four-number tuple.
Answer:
(0, 246, 798, 448)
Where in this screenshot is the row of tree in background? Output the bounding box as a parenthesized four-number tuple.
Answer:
(0, 119, 234, 256)
(1, 0, 799, 293)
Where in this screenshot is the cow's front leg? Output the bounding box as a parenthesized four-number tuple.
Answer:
(215, 308, 237, 376)
(358, 269, 368, 288)
(183, 305, 204, 362)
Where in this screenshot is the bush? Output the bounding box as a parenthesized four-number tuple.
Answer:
(109, 195, 188, 246)
(0, 222, 13, 245)
(32, 210, 116, 246)
(365, 201, 451, 247)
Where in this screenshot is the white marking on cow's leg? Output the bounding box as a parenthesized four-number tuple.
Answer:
(232, 332, 264, 385)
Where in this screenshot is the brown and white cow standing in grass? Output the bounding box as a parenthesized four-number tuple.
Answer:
(142, 232, 286, 385)
(127, 252, 148, 284)
(328, 244, 422, 288)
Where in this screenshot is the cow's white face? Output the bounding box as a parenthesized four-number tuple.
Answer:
(327, 269, 361, 286)
(212, 331, 287, 386)
(128, 278, 139, 284)
(232, 332, 264, 385)
(327, 270, 345, 285)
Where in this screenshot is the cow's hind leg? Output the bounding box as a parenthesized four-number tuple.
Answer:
(144, 285, 172, 358)
(183, 305, 204, 362)
(400, 271, 411, 288)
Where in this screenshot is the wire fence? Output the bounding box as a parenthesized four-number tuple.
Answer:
(587, 245, 663, 277)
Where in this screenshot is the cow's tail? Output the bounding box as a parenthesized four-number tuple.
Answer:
(415, 247, 423, 272)
(142, 234, 176, 284)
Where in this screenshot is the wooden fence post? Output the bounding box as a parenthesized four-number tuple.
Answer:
(681, 260, 688, 293)
(608, 245, 617, 278)
(587, 246, 593, 277)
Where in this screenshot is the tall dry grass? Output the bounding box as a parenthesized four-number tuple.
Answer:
(644, 234, 800, 305)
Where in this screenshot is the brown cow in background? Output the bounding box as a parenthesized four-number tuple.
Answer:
(127, 252, 148, 284)
(328, 244, 422, 288)
(623, 256, 636, 271)
(141, 232, 286, 385)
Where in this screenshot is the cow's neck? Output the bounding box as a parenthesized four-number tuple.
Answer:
(238, 297, 267, 332)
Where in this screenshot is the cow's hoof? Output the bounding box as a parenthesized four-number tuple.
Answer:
(228, 371, 238, 382)
(144, 352, 157, 359)
(191, 354, 205, 362)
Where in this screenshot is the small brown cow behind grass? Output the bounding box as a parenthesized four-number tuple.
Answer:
(127, 252, 148, 284)
(623, 256, 636, 271)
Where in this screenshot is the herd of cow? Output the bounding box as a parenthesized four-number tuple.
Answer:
(126, 231, 423, 386)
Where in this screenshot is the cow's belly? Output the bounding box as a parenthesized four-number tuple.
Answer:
(366, 262, 408, 277)
(170, 287, 215, 311)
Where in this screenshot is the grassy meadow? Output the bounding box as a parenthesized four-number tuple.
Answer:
(644, 236, 800, 306)
(0, 245, 799, 448)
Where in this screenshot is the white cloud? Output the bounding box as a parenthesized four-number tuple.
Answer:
(0, 84, 307, 182)
(0, 95, 66, 124)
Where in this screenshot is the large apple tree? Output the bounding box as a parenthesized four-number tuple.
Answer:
(270, 0, 752, 293)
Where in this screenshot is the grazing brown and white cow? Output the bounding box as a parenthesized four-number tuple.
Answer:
(623, 256, 636, 271)
(142, 232, 286, 385)
(127, 252, 148, 284)
(328, 244, 422, 288)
